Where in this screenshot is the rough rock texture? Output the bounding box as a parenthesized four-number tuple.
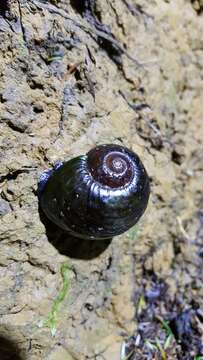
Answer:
(0, 0, 202, 359)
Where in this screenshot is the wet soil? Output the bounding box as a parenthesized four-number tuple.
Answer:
(0, 0, 203, 359)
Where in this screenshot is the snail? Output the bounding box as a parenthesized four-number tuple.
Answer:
(38, 144, 150, 240)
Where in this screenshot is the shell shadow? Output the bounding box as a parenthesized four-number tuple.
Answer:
(0, 335, 24, 360)
(39, 207, 112, 260)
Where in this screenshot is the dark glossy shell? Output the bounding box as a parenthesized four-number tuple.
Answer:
(39, 144, 150, 240)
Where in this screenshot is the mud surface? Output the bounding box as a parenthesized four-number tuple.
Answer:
(0, 0, 203, 359)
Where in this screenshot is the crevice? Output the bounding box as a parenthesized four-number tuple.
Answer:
(6, 120, 26, 133)
(33, 105, 44, 114)
(108, 1, 126, 36)
(0, 94, 7, 103)
(30, 0, 142, 68)
(26, 255, 56, 274)
(191, 1, 203, 15)
(122, 0, 154, 21)
(17, 0, 29, 52)
(171, 149, 183, 165)
(0, 168, 33, 184)
(0, 336, 24, 360)
(106, 256, 112, 270)
(119, 90, 172, 150)
(28, 80, 44, 90)
(0, 0, 10, 17)
(70, 0, 88, 15)
(119, 89, 150, 112)
(71, 0, 124, 67)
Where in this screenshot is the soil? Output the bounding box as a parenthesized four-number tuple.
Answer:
(0, 0, 203, 359)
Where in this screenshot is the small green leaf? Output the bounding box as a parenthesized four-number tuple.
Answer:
(47, 55, 63, 63)
(161, 320, 174, 338)
(155, 338, 167, 360)
(145, 339, 158, 350)
(137, 294, 146, 315)
(164, 334, 172, 350)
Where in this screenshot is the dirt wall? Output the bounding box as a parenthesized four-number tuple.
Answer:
(0, 0, 202, 359)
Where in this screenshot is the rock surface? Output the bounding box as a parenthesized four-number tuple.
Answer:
(0, 0, 202, 359)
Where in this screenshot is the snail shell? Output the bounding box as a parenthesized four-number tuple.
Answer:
(39, 144, 150, 240)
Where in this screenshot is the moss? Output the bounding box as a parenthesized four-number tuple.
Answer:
(44, 263, 72, 336)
